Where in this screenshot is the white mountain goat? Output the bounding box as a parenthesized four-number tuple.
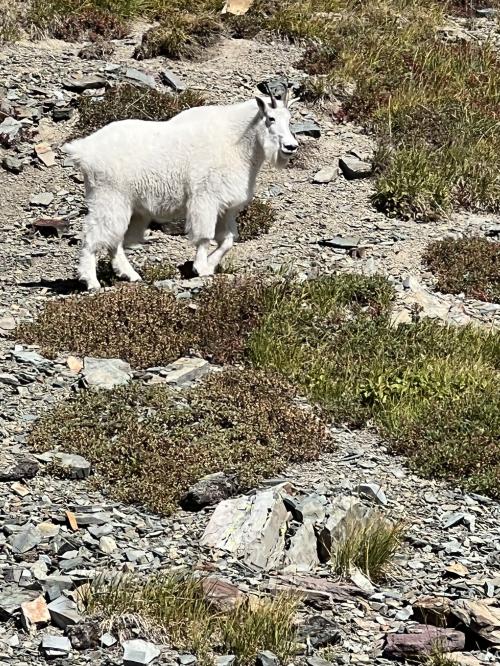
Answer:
(62, 90, 299, 290)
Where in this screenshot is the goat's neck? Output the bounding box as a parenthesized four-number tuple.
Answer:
(236, 113, 267, 173)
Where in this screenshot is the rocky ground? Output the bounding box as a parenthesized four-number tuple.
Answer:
(1, 13, 500, 666)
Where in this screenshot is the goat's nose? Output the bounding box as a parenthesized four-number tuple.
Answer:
(284, 143, 298, 152)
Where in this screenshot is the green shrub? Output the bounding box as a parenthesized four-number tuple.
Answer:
(76, 84, 205, 137)
(237, 200, 276, 242)
(134, 12, 222, 60)
(29, 368, 333, 514)
(424, 237, 500, 303)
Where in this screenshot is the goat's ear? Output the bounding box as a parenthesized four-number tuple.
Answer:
(255, 96, 268, 118)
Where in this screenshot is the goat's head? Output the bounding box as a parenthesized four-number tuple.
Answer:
(255, 92, 298, 168)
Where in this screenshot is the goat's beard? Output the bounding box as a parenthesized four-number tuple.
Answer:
(262, 136, 289, 169)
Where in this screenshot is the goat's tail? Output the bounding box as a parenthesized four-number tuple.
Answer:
(61, 139, 86, 167)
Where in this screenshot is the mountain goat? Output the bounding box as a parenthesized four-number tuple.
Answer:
(63, 90, 298, 290)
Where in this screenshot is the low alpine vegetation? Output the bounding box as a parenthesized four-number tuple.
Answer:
(424, 237, 500, 304)
(17, 277, 266, 368)
(237, 199, 277, 242)
(75, 84, 205, 138)
(83, 571, 299, 665)
(330, 510, 405, 582)
(134, 11, 222, 60)
(29, 368, 333, 514)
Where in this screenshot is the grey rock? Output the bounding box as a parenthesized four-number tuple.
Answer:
(163, 357, 211, 386)
(257, 77, 300, 99)
(62, 76, 107, 92)
(82, 357, 132, 389)
(181, 472, 238, 511)
(201, 487, 289, 570)
(383, 625, 465, 658)
(295, 495, 326, 524)
(2, 156, 23, 173)
(313, 166, 337, 184)
(54, 452, 91, 479)
(160, 69, 185, 91)
(297, 615, 341, 648)
(256, 651, 280, 666)
(125, 68, 156, 88)
(30, 192, 54, 207)
(12, 349, 47, 365)
(215, 657, 236, 666)
(356, 483, 388, 506)
(307, 658, 334, 666)
(0, 588, 39, 620)
(67, 622, 101, 650)
(339, 155, 372, 179)
(178, 656, 197, 665)
(9, 526, 43, 554)
(123, 639, 161, 665)
(52, 107, 74, 122)
(0, 313, 16, 335)
(41, 635, 71, 658)
(319, 235, 360, 249)
(0, 453, 39, 481)
(476, 8, 497, 17)
(43, 576, 73, 602)
(291, 120, 321, 138)
(47, 595, 82, 629)
(284, 521, 319, 571)
(99, 535, 117, 554)
(0, 372, 20, 386)
(101, 632, 117, 647)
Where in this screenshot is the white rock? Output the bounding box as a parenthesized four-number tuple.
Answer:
(123, 639, 161, 665)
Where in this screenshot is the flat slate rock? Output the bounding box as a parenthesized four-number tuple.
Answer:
(0, 452, 39, 481)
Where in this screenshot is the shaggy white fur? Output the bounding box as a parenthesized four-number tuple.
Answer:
(63, 96, 298, 290)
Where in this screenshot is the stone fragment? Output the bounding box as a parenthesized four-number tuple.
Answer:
(316, 497, 369, 561)
(62, 76, 107, 92)
(284, 522, 319, 571)
(181, 472, 238, 510)
(67, 622, 101, 650)
(0, 313, 16, 335)
(297, 615, 341, 648)
(67, 355, 84, 373)
(313, 166, 337, 184)
(163, 357, 211, 386)
(0, 372, 20, 386)
(41, 635, 72, 658)
(256, 652, 279, 666)
(448, 654, 482, 666)
(475, 8, 497, 17)
(47, 595, 82, 629)
(35, 143, 56, 167)
(11, 481, 30, 497)
(52, 452, 91, 479)
(291, 120, 321, 138)
(221, 0, 254, 15)
(307, 658, 334, 666)
(178, 655, 197, 665)
(30, 192, 54, 207)
(349, 566, 375, 594)
(31, 218, 69, 238)
(270, 573, 369, 605)
(65, 511, 79, 531)
(294, 495, 326, 524)
(2, 155, 23, 173)
(123, 639, 161, 665)
(452, 599, 500, 645)
(318, 235, 360, 250)
(257, 77, 300, 99)
(339, 155, 372, 179)
(125, 68, 156, 88)
(201, 487, 288, 570)
(43, 576, 73, 602)
(21, 595, 50, 630)
(356, 483, 387, 506)
(446, 562, 469, 578)
(0, 452, 39, 481)
(201, 577, 245, 611)
(0, 588, 39, 620)
(215, 657, 236, 666)
(82, 357, 132, 389)
(99, 536, 117, 554)
(52, 107, 74, 122)
(9, 526, 43, 554)
(101, 632, 116, 647)
(383, 626, 465, 658)
(160, 69, 185, 91)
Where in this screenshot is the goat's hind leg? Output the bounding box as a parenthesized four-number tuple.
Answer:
(187, 199, 218, 277)
(111, 243, 142, 282)
(208, 211, 237, 273)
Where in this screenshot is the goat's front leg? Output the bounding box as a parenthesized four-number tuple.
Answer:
(111, 243, 142, 282)
(207, 212, 237, 273)
(189, 200, 218, 277)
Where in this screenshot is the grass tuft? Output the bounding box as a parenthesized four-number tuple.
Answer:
(76, 84, 205, 137)
(29, 368, 333, 514)
(248, 274, 500, 498)
(424, 237, 500, 303)
(83, 571, 299, 665)
(134, 12, 222, 60)
(237, 199, 277, 242)
(331, 510, 405, 582)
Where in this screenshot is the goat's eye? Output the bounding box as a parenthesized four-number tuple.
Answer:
(268, 117, 276, 123)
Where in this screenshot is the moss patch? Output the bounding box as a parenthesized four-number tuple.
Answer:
(29, 368, 333, 514)
(424, 237, 500, 303)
